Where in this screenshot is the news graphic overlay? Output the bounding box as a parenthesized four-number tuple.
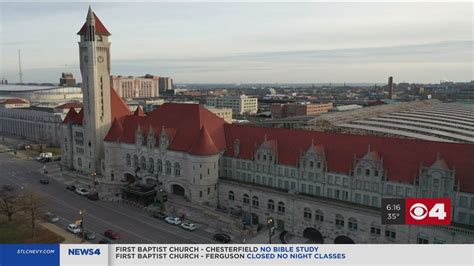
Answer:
(382, 198, 451, 225)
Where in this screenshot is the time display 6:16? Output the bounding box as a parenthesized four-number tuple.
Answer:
(386, 204, 401, 211)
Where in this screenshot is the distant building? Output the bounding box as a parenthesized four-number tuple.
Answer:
(272, 103, 333, 118)
(59, 73, 76, 86)
(159, 77, 173, 93)
(53, 102, 83, 116)
(330, 104, 363, 112)
(207, 94, 258, 115)
(205, 106, 233, 123)
(388, 76, 395, 100)
(457, 87, 474, 103)
(0, 99, 30, 109)
(0, 106, 63, 146)
(111, 75, 160, 98)
(0, 85, 82, 104)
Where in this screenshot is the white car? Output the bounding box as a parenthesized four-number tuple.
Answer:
(67, 224, 81, 234)
(165, 217, 182, 225)
(75, 188, 89, 196)
(44, 212, 60, 223)
(180, 222, 197, 231)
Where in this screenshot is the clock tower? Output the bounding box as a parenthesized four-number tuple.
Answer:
(77, 7, 112, 174)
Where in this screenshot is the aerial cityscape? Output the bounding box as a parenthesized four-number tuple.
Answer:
(0, 2, 473, 247)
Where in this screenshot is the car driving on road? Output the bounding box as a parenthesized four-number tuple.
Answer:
(44, 212, 59, 223)
(104, 229, 120, 240)
(180, 222, 197, 231)
(75, 187, 89, 196)
(39, 179, 50, 185)
(164, 217, 182, 225)
(66, 185, 76, 191)
(213, 233, 231, 243)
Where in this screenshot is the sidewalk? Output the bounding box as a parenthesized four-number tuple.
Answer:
(40, 222, 89, 244)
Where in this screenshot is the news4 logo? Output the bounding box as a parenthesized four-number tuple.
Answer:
(405, 198, 451, 225)
(68, 248, 101, 256)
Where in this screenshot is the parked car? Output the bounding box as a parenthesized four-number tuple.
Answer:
(39, 179, 50, 185)
(36, 152, 53, 161)
(213, 233, 231, 243)
(104, 229, 120, 240)
(87, 192, 99, 201)
(98, 238, 111, 244)
(67, 224, 81, 234)
(84, 231, 96, 240)
(180, 222, 197, 231)
(164, 217, 182, 225)
(151, 212, 166, 220)
(66, 185, 76, 191)
(44, 212, 59, 223)
(75, 188, 89, 196)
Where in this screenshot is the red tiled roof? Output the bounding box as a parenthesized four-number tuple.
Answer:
(104, 118, 123, 142)
(105, 103, 227, 155)
(110, 87, 132, 120)
(63, 87, 130, 125)
(224, 124, 474, 193)
(133, 106, 145, 116)
(2, 99, 28, 104)
(63, 107, 77, 124)
(55, 102, 83, 109)
(77, 12, 110, 36)
(74, 108, 84, 124)
(189, 126, 220, 156)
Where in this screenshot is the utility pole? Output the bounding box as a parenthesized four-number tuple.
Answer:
(18, 50, 23, 83)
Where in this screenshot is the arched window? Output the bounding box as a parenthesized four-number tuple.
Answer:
(165, 161, 171, 175)
(304, 207, 312, 220)
(315, 210, 324, 222)
(335, 214, 344, 227)
(157, 159, 163, 173)
(148, 158, 154, 173)
(243, 194, 249, 205)
(277, 202, 285, 213)
(77, 158, 82, 168)
(252, 196, 259, 207)
(140, 156, 146, 169)
(228, 191, 235, 201)
(126, 154, 131, 166)
(268, 199, 275, 211)
(174, 162, 181, 177)
(348, 217, 358, 231)
(133, 155, 138, 168)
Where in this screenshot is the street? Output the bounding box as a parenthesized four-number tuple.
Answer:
(0, 152, 219, 244)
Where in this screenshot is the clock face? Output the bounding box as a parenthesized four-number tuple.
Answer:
(84, 56, 88, 63)
(98, 56, 104, 63)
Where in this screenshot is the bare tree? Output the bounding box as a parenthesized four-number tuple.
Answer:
(20, 188, 46, 238)
(0, 185, 21, 222)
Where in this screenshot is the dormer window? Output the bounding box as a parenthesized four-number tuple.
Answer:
(310, 161, 314, 168)
(365, 169, 370, 176)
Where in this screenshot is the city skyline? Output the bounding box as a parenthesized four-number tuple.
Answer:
(1, 2, 473, 84)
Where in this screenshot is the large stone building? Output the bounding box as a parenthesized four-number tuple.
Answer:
(0, 106, 63, 146)
(62, 9, 474, 244)
(111, 75, 160, 99)
(272, 102, 333, 118)
(207, 94, 258, 115)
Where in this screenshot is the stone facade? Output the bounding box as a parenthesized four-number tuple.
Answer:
(0, 107, 62, 146)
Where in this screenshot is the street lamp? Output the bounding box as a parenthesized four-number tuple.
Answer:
(267, 217, 274, 244)
(79, 209, 85, 243)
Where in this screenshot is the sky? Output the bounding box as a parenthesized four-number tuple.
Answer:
(0, 2, 473, 84)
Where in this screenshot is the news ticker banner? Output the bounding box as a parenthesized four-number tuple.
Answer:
(1, 244, 473, 266)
